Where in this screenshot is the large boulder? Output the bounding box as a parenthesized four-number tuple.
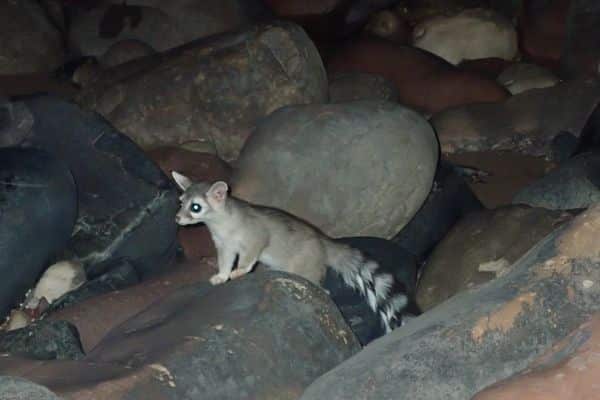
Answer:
(0, 147, 76, 320)
(327, 37, 509, 114)
(513, 151, 600, 210)
(77, 21, 328, 161)
(300, 203, 600, 400)
(1, 271, 360, 400)
(0, 96, 179, 278)
(412, 8, 518, 65)
(432, 79, 600, 160)
(417, 205, 578, 311)
(0, 0, 64, 74)
(231, 100, 439, 239)
(68, 0, 270, 57)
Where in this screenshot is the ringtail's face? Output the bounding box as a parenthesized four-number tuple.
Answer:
(171, 171, 229, 226)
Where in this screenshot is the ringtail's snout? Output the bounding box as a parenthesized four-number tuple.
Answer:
(172, 171, 229, 225)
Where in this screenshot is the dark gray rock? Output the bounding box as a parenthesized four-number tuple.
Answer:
(47, 258, 140, 313)
(326, 236, 419, 345)
(393, 160, 483, 261)
(561, 0, 600, 78)
(300, 204, 600, 400)
(82, 270, 360, 399)
(7, 95, 179, 278)
(0, 147, 77, 319)
(0, 376, 62, 400)
(328, 72, 400, 103)
(0, 320, 84, 361)
(513, 152, 600, 209)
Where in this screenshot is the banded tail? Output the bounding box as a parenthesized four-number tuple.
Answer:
(325, 242, 408, 332)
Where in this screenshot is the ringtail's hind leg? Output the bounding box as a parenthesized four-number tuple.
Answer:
(230, 250, 261, 279)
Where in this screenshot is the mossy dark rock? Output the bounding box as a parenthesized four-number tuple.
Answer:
(0, 320, 84, 361)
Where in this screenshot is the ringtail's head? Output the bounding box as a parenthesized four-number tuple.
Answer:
(171, 171, 229, 226)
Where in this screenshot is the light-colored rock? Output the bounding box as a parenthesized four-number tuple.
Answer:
(412, 8, 518, 65)
(231, 100, 439, 238)
(24, 261, 87, 310)
(0, 0, 64, 74)
(497, 63, 560, 94)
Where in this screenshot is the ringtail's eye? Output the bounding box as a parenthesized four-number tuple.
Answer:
(190, 203, 202, 213)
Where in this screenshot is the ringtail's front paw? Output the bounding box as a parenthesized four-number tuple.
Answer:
(209, 274, 229, 285)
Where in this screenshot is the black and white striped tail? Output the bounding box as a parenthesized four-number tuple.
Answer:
(328, 245, 409, 332)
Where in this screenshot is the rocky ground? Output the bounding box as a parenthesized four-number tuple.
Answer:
(1, 0, 600, 399)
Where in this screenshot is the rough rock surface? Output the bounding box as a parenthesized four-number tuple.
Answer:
(7, 96, 180, 278)
(432, 79, 600, 159)
(232, 100, 439, 238)
(0, 0, 64, 74)
(0, 376, 63, 400)
(513, 151, 600, 210)
(2, 271, 360, 400)
(0, 320, 84, 361)
(300, 204, 600, 400)
(393, 160, 483, 261)
(68, 0, 270, 56)
(473, 314, 600, 400)
(327, 38, 509, 114)
(99, 39, 156, 68)
(417, 205, 578, 311)
(0, 147, 77, 320)
(77, 21, 328, 161)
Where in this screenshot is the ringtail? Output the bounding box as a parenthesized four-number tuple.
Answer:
(172, 172, 408, 332)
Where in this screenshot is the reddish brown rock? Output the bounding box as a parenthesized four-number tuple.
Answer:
(518, 0, 570, 71)
(47, 259, 215, 352)
(458, 57, 513, 80)
(432, 79, 600, 159)
(417, 205, 578, 311)
(473, 314, 600, 400)
(327, 37, 509, 114)
(3, 271, 359, 400)
(77, 21, 328, 161)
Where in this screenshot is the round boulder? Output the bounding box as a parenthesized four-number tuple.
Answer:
(231, 100, 439, 238)
(0, 376, 62, 400)
(0, 147, 77, 319)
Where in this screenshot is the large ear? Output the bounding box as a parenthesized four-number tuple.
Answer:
(171, 171, 193, 191)
(207, 181, 229, 203)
